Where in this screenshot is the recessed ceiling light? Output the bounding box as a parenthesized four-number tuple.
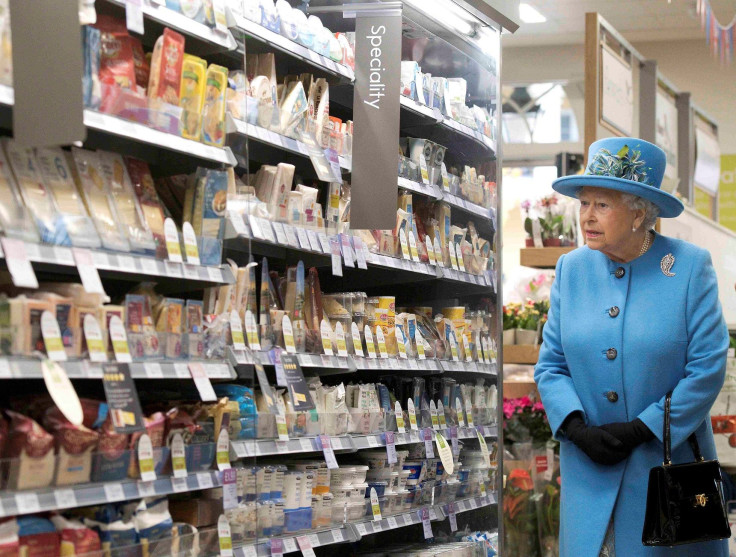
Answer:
(519, 3, 547, 23)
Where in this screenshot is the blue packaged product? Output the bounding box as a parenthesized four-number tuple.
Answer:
(135, 497, 174, 549)
(377, 383, 391, 412)
(85, 506, 138, 557)
(213, 384, 258, 439)
(82, 26, 101, 109)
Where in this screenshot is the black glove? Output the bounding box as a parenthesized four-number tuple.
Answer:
(599, 419, 655, 452)
(563, 412, 630, 465)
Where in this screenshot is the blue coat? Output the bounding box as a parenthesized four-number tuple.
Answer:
(534, 233, 729, 557)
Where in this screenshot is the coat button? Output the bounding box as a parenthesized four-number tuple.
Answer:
(606, 391, 619, 403)
(609, 306, 620, 318)
(606, 348, 617, 360)
(615, 267, 626, 278)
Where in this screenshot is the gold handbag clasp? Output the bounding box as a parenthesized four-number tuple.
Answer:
(694, 494, 708, 507)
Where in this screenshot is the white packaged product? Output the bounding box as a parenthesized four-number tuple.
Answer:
(0, 145, 39, 242)
(70, 148, 131, 252)
(400, 61, 419, 98)
(275, 0, 298, 40)
(447, 78, 468, 119)
(292, 9, 314, 48)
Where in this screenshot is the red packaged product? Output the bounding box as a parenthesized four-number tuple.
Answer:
(44, 407, 99, 486)
(128, 36, 150, 90)
(147, 28, 185, 105)
(0, 519, 18, 557)
(51, 516, 101, 555)
(5, 411, 55, 490)
(128, 412, 166, 478)
(94, 16, 136, 90)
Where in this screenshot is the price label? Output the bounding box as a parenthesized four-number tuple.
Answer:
(353, 237, 368, 269)
(465, 398, 474, 427)
(425, 238, 436, 265)
(370, 487, 382, 521)
(182, 222, 200, 265)
(138, 433, 156, 481)
(164, 218, 183, 263)
(15, 492, 40, 514)
(171, 432, 188, 478)
(355, 523, 367, 536)
(407, 398, 418, 430)
(449, 333, 459, 362)
(296, 536, 316, 557)
(450, 426, 460, 458)
(222, 468, 238, 511)
(272, 222, 287, 244)
(73, 248, 106, 295)
(433, 236, 443, 267)
(480, 479, 488, 499)
(282, 315, 296, 353)
(477, 428, 491, 468)
(138, 480, 156, 497)
(448, 502, 458, 532)
(307, 230, 321, 252)
(299, 438, 313, 452)
(340, 234, 355, 268)
(318, 233, 332, 254)
(109, 315, 132, 363)
(424, 428, 435, 458)
(216, 428, 231, 470)
(320, 435, 338, 469)
(320, 319, 333, 355)
(420, 508, 433, 539)
(197, 472, 214, 489)
(276, 410, 289, 442)
(330, 237, 343, 277)
(218, 515, 233, 557)
(415, 330, 427, 360)
(41, 311, 66, 361)
(394, 401, 405, 433)
(229, 310, 246, 351)
(350, 322, 364, 357)
(409, 231, 420, 262)
(335, 321, 348, 357)
(387, 516, 398, 529)
(333, 529, 344, 542)
(435, 431, 454, 475)
(189, 362, 217, 402)
(441, 163, 450, 192)
(297, 227, 310, 250)
(104, 483, 125, 502)
(429, 400, 440, 430)
(385, 431, 397, 464)
(399, 229, 410, 260)
(284, 225, 299, 248)
(437, 400, 447, 427)
(270, 539, 283, 557)
(396, 326, 407, 359)
(456, 397, 466, 427)
(54, 488, 77, 509)
(448, 241, 459, 270)
(172, 477, 189, 492)
(364, 326, 377, 358)
(456, 243, 466, 272)
(125, 1, 144, 34)
(376, 327, 388, 358)
(244, 310, 260, 350)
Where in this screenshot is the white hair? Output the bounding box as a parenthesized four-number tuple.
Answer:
(619, 193, 660, 231)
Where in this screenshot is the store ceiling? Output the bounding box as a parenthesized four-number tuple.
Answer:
(504, 0, 736, 46)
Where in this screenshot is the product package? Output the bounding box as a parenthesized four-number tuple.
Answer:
(0, 144, 40, 242)
(201, 64, 229, 146)
(180, 54, 207, 141)
(148, 28, 186, 105)
(125, 157, 168, 258)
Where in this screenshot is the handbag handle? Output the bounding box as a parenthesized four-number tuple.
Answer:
(664, 391, 705, 466)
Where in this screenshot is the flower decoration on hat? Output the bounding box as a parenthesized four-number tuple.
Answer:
(586, 144, 653, 185)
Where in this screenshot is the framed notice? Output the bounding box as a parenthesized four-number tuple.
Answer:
(600, 45, 633, 136)
(694, 119, 720, 196)
(656, 87, 678, 183)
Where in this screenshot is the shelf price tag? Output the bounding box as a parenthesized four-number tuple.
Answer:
(171, 432, 188, 478)
(448, 502, 458, 532)
(283, 315, 297, 354)
(182, 222, 201, 266)
(415, 330, 427, 360)
(480, 479, 488, 500)
(435, 431, 454, 475)
(212, 0, 228, 32)
(370, 487, 382, 521)
(425, 238, 436, 265)
(385, 431, 397, 464)
(244, 310, 260, 350)
(229, 310, 246, 351)
(72, 248, 106, 295)
(83, 314, 107, 363)
(423, 428, 435, 458)
(54, 488, 77, 510)
(450, 426, 459, 458)
(330, 237, 343, 277)
(351, 322, 364, 357)
(364, 326, 377, 359)
(394, 401, 405, 433)
(396, 326, 407, 359)
(477, 428, 491, 468)
(109, 316, 132, 363)
(296, 535, 317, 557)
(164, 218, 183, 263)
(441, 163, 451, 192)
(41, 310, 67, 362)
(407, 399, 418, 431)
(449, 333, 460, 362)
(456, 397, 466, 427)
(125, 1, 144, 35)
(465, 397, 475, 427)
(419, 508, 433, 539)
(138, 433, 156, 482)
(222, 468, 238, 511)
(429, 400, 440, 430)
(376, 327, 388, 358)
(276, 408, 289, 442)
(320, 435, 339, 469)
(297, 227, 310, 250)
(335, 321, 348, 357)
(340, 234, 355, 267)
(352, 237, 368, 269)
(320, 319, 334, 356)
(270, 539, 283, 557)
(189, 362, 217, 402)
(409, 231, 420, 262)
(218, 515, 233, 557)
(456, 243, 466, 272)
(399, 229, 410, 260)
(437, 400, 447, 427)
(433, 236, 444, 268)
(448, 241, 460, 270)
(216, 428, 231, 470)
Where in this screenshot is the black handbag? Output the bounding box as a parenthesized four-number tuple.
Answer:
(642, 392, 731, 546)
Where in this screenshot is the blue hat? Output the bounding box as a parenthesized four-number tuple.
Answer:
(552, 137, 684, 218)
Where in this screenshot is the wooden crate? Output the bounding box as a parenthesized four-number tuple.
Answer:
(503, 380, 538, 399)
(520, 247, 576, 269)
(503, 344, 540, 364)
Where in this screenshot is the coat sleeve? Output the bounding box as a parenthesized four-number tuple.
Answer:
(534, 254, 585, 439)
(637, 249, 728, 448)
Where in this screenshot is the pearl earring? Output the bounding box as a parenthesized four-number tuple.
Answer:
(632, 226, 637, 232)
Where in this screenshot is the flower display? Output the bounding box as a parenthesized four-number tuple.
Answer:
(503, 396, 554, 448)
(521, 193, 577, 247)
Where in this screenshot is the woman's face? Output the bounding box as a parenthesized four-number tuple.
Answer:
(578, 187, 645, 259)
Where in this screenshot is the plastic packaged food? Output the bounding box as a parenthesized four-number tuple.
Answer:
(0, 143, 39, 242)
(180, 54, 207, 141)
(70, 148, 131, 253)
(82, 25, 101, 109)
(125, 157, 167, 258)
(95, 16, 136, 89)
(148, 28, 186, 105)
(201, 64, 228, 146)
(5, 411, 55, 490)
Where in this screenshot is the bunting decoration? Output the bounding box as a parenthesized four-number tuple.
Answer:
(697, 0, 736, 64)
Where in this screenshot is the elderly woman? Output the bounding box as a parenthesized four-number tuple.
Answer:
(534, 137, 729, 557)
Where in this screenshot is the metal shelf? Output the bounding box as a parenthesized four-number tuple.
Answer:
(233, 525, 355, 557)
(0, 470, 221, 518)
(0, 357, 236, 380)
